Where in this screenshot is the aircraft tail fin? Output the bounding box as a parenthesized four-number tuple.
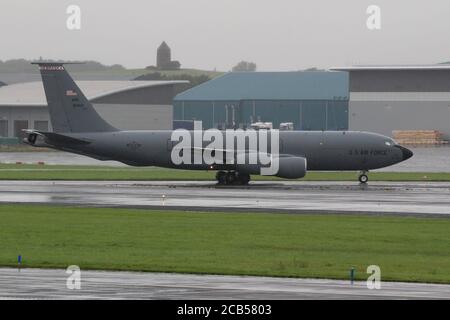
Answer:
(33, 62, 117, 133)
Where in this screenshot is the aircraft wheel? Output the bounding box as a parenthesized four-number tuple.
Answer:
(226, 171, 236, 185)
(359, 174, 369, 184)
(237, 172, 250, 185)
(216, 171, 227, 185)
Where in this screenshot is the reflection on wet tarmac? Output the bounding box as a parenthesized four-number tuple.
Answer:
(1, 267, 449, 300)
(1, 180, 450, 216)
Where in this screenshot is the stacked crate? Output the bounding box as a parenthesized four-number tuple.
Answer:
(392, 130, 448, 145)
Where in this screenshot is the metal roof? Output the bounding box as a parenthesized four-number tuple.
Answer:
(174, 71, 348, 101)
(331, 65, 450, 71)
(0, 80, 188, 107)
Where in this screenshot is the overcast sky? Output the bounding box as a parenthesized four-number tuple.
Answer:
(1, 0, 449, 71)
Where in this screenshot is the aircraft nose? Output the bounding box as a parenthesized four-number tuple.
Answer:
(396, 145, 413, 161)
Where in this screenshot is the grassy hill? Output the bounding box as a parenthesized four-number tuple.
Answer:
(0, 59, 223, 82)
(141, 68, 224, 78)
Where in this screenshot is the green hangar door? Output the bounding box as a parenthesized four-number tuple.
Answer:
(173, 71, 349, 131)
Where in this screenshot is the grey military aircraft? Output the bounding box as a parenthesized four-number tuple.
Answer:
(24, 62, 413, 185)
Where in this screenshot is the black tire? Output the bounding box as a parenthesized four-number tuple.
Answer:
(237, 173, 250, 185)
(359, 174, 369, 184)
(216, 171, 227, 185)
(226, 172, 236, 185)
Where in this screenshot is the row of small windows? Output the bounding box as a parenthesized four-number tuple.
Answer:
(0, 120, 48, 138)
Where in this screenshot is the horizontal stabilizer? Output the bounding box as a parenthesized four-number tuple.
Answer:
(23, 129, 91, 146)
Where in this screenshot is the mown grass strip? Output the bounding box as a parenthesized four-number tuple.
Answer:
(0, 204, 449, 283)
(0, 164, 449, 181)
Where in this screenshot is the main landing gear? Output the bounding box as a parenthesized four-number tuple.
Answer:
(358, 171, 369, 184)
(216, 171, 251, 185)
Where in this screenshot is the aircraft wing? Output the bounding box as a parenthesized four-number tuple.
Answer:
(191, 146, 236, 162)
(191, 146, 274, 163)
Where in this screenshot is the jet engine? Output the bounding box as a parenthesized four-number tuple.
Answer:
(275, 156, 307, 179)
(23, 132, 50, 147)
(235, 155, 307, 179)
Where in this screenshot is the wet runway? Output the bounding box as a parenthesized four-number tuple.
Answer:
(1, 268, 448, 300)
(1, 180, 450, 216)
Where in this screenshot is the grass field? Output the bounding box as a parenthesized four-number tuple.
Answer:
(0, 163, 449, 181)
(0, 205, 449, 283)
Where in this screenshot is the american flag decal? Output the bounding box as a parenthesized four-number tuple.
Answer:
(66, 90, 77, 96)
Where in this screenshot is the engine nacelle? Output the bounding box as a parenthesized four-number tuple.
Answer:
(275, 156, 307, 179)
(25, 133, 38, 145)
(23, 133, 49, 147)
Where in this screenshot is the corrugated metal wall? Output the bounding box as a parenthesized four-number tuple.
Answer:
(173, 99, 348, 130)
(347, 70, 450, 139)
(0, 84, 178, 138)
(0, 106, 49, 137)
(173, 72, 349, 130)
(349, 98, 450, 140)
(95, 104, 172, 130)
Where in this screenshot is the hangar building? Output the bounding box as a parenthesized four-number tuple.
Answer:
(332, 65, 450, 140)
(0, 80, 187, 139)
(173, 72, 349, 130)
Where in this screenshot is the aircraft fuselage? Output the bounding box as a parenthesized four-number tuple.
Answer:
(51, 130, 412, 172)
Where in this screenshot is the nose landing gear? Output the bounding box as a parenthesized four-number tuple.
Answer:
(216, 171, 251, 185)
(358, 171, 369, 184)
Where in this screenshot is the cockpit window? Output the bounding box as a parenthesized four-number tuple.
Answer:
(385, 141, 393, 146)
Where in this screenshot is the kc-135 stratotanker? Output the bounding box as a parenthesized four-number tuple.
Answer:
(24, 62, 413, 185)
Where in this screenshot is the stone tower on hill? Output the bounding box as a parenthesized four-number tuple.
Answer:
(156, 42, 181, 70)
